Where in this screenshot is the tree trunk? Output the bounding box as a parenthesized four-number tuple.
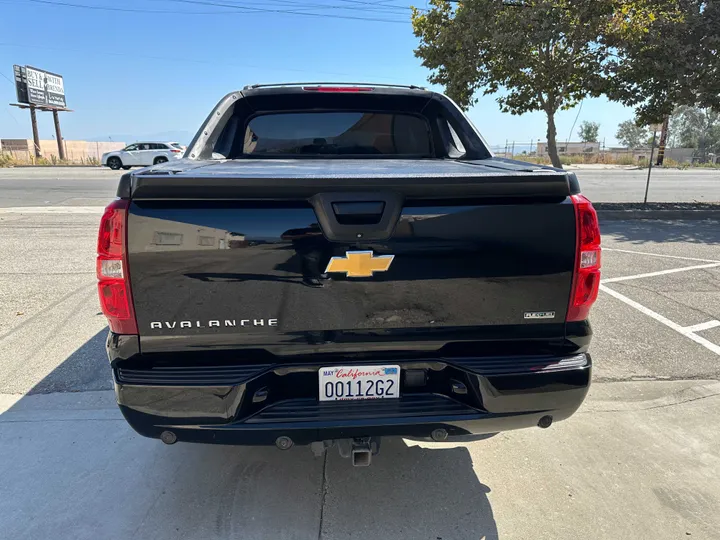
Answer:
(545, 109, 563, 168)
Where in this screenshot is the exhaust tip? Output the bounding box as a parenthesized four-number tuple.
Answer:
(538, 415, 553, 429)
(431, 428, 448, 442)
(160, 430, 177, 445)
(275, 436, 293, 450)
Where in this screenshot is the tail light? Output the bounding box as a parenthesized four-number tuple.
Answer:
(171, 149, 182, 153)
(566, 194, 601, 322)
(97, 199, 138, 334)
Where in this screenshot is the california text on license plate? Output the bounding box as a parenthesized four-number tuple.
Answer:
(318, 365, 400, 401)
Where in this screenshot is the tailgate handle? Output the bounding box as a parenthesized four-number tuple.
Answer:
(310, 192, 404, 242)
(332, 201, 385, 225)
(332, 201, 385, 216)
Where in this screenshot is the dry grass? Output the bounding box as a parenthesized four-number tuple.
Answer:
(0, 153, 100, 167)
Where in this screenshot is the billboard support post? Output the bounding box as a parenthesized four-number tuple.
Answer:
(29, 106, 41, 159)
(52, 110, 65, 160)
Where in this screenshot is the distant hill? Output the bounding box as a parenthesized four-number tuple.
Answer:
(88, 130, 194, 145)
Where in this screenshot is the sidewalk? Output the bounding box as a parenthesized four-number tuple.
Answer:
(1, 380, 718, 539)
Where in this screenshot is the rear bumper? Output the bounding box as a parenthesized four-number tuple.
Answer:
(114, 354, 591, 446)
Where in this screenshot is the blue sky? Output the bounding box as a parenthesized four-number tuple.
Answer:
(0, 0, 636, 149)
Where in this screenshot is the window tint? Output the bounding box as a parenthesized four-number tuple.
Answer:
(137, 143, 150, 151)
(149, 143, 166, 150)
(170, 143, 183, 149)
(241, 112, 431, 156)
(125, 144, 138, 151)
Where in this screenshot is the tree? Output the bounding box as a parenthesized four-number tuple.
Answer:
(411, 0, 615, 168)
(616, 120, 648, 148)
(606, 0, 720, 124)
(578, 121, 600, 142)
(671, 105, 720, 161)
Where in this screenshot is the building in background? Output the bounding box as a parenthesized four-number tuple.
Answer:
(536, 141, 600, 156)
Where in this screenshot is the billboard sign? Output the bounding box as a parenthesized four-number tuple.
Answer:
(13, 65, 66, 108)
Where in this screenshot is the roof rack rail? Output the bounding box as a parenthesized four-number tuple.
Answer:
(242, 82, 427, 91)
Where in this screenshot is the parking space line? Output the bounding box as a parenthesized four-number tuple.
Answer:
(603, 248, 720, 264)
(602, 263, 720, 284)
(599, 284, 720, 356)
(684, 320, 720, 333)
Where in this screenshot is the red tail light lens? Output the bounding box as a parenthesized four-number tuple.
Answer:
(302, 86, 374, 92)
(97, 199, 138, 334)
(567, 194, 601, 322)
(171, 149, 182, 153)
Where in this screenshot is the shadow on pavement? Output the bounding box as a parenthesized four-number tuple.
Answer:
(601, 219, 720, 245)
(27, 327, 112, 394)
(1, 332, 498, 540)
(321, 437, 498, 539)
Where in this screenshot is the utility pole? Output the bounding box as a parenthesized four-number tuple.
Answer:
(511, 140, 515, 157)
(52, 110, 66, 161)
(29, 106, 41, 158)
(656, 114, 670, 166)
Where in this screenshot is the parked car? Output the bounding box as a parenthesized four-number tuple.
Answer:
(99, 83, 600, 466)
(101, 142, 184, 170)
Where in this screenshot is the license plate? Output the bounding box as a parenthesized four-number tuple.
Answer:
(318, 365, 400, 402)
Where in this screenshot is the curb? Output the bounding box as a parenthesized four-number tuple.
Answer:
(597, 209, 720, 221)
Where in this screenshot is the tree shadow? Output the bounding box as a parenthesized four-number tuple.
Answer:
(601, 219, 720, 246)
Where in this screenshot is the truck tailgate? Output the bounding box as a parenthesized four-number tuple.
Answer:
(125, 159, 576, 355)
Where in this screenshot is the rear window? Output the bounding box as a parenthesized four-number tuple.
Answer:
(242, 112, 431, 156)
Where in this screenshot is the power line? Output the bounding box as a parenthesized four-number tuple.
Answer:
(161, 0, 408, 22)
(0, 71, 15, 86)
(17, 0, 234, 14)
(16, 0, 409, 22)
(0, 42, 411, 83)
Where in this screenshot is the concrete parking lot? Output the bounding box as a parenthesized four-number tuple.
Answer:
(0, 173, 719, 539)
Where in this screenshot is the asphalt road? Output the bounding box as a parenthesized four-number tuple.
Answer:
(0, 165, 719, 206)
(1, 196, 719, 537)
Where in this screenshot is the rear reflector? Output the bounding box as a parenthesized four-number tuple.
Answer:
(567, 194, 601, 322)
(302, 86, 374, 92)
(97, 199, 138, 334)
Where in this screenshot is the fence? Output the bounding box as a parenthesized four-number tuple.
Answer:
(487, 140, 709, 165)
(0, 139, 126, 165)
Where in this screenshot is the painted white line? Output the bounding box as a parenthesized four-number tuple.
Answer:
(600, 284, 720, 356)
(0, 206, 105, 214)
(603, 248, 720, 264)
(602, 263, 720, 283)
(683, 320, 720, 333)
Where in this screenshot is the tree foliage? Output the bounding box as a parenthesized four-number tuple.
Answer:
(616, 119, 648, 147)
(577, 121, 600, 142)
(670, 106, 720, 161)
(411, 0, 614, 167)
(606, 0, 720, 124)
(411, 0, 719, 164)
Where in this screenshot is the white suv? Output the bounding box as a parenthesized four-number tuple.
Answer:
(102, 142, 185, 170)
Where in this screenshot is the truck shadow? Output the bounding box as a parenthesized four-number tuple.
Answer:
(1, 331, 499, 540)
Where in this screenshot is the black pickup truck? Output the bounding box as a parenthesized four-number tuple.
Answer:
(98, 83, 601, 466)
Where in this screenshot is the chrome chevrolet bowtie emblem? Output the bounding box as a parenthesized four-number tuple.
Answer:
(324, 251, 394, 278)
